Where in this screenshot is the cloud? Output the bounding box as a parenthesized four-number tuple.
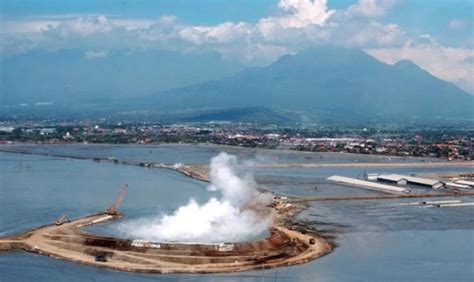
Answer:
(463, 56, 474, 63)
(273, 0, 335, 28)
(46, 15, 114, 38)
(449, 19, 468, 30)
(366, 37, 474, 93)
(1, 14, 155, 35)
(0, 1, 401, 57)
(84, 50, 108, 59)
(333, 20, 405, 47)
(1, 15, 144, 55)
(1, 19, 60, 34)
(177, 22, 254, 45)
(346, 0, 397, 18)
(0, 0, 471, 91)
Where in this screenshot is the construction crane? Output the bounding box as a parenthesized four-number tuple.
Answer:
(106, 184, 128, 215)
(55, 214, 71, 226)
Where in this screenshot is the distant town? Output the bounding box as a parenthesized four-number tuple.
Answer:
(0, 119, 472, 161)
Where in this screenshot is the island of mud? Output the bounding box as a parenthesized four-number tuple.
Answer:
(0, 198, 332, 274)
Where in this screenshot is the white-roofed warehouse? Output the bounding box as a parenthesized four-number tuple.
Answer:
(377, 174, 444, 189)
(377, 174, 408, 185)
(327, 175, 408, 194)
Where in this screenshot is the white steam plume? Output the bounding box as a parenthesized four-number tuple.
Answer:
(117, 152, 273, 243)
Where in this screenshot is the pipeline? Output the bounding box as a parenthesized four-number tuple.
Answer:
(437, 202, 474, 208)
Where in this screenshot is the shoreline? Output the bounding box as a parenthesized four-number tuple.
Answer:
(0, 147, 471, 170)
(0, 142, 461, 163)
(0, 210, 333, 274)
(0, 146, 334, 273)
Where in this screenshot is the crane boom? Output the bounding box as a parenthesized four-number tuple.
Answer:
(55, 214, 71, 225)
(106, 184, 128, 215)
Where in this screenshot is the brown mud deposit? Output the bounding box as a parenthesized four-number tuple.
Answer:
(164, 164, 211, 183)
(0, 148, 335, 273)
(0, 211, 333, 274)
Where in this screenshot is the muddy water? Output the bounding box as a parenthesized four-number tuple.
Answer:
(0, 152, 212, 237)
(1, 145, 473, 281)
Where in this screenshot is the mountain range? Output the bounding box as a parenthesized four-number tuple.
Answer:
(3, 46, 473, 124)
(1, 49, 244, 105)
(141, 46, 473, 123)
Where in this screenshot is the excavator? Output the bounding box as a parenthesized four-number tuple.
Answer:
(54, 214, 71, 226)
(105, 184, 128, 216)
(54, 184, 128, 225)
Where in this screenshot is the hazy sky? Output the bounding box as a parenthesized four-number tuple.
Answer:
(1, 0, 473, 92)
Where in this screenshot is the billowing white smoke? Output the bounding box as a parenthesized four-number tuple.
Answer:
(118, 152, 273, 243)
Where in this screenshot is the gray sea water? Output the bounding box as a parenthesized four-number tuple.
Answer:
(0, 145, 473, 281)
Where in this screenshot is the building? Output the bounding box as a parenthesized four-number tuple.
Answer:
(403, 175, 444, 189)
(445, 182, 470, 189)
(455, 180, 474, 188)
(377, 174, 444, 189)
(0, 127, 14, 133)
(327, 175, 408, 194)
(363, 173, 379, 181)
(39, 128, 56, 135)
(377, 174, 408, 186)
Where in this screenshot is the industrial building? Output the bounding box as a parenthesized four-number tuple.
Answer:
(363, 173, 379, 181)
(327, 175, 408, 194)
(377, 174, 408, 186)
(0, 186, 333, 274)
(455, 180, 474, 188)
(376, 174, 444, 189)
(445, 182, 470, 189)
